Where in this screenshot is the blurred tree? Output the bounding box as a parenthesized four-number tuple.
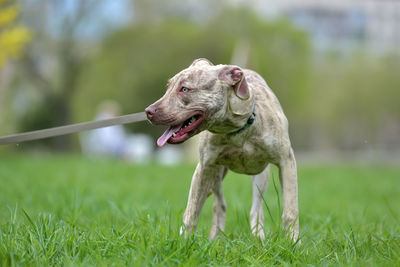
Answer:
(7, 0, 398, 153)
(307, 51, 400, 151)
(73, 8, 311, 141)
(73, 19, 228, 137)
(330, 53, 400, 151)
(0, 0, 31, 135)
(0, 0, 30, 68)
(11, 0, 99, 151)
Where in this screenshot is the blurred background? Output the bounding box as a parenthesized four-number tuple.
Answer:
(0, 0, 399, 164)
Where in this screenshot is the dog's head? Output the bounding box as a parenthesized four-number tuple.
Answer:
(145, 58, 254, 147)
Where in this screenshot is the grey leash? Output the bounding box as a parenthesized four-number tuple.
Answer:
(0, 112, 147, 145)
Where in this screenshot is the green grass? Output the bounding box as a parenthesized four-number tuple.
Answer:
(0, 154, 399, 266)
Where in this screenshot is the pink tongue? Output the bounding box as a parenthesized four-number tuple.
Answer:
(157, 124, 182, 147)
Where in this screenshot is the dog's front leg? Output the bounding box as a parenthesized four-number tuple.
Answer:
(279, 148, 300, 241)
(180, 163, 221, 237)
(209, 166, 228, 240)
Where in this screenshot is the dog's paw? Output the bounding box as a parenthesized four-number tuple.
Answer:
(252, 228, 265, 240)
(179, 226, 189, 238)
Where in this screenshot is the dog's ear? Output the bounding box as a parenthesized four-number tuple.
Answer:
(218, 66, 249, 100)
(190, 58, 214, 67)
(219, 66, 252, 116)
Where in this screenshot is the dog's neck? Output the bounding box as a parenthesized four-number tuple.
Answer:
(207, 89, 255, 135)
(227, 107, 256, 136)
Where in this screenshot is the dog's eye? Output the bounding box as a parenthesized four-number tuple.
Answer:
(180, 87, 190, 93)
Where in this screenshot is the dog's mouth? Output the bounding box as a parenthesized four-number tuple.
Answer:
(157, 112, 204, 147)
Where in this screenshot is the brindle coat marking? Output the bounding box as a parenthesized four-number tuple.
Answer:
(145, 58, 299, 241)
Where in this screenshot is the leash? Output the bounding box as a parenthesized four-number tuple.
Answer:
(0, 112, 147, 145)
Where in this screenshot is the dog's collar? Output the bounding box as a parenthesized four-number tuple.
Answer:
(228, 108, 256, 136)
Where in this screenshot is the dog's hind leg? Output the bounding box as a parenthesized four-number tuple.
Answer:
(250, 165, 270, 240)
(278, 148, 299, 241)
(209, 167, 228, 240)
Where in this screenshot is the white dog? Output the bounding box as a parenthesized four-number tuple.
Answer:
(145, 59, 299, 241)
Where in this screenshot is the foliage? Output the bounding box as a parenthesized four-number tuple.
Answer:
(0, 0, 30, 68)
(0, 154, 399, 265)
(73, 9, 311, 138)
(307, 52, 400, 150)
(3, 3, 400, 152)
(8, 1, 97, 151)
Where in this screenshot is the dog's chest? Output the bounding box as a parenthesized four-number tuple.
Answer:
(214, 140, 270, 175)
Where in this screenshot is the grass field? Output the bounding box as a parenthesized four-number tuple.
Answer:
(0, 154, 399, 266)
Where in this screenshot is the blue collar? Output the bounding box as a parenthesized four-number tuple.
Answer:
(228, 109, 256, 136)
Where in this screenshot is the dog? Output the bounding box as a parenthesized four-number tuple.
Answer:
(145, 58, 299, 241)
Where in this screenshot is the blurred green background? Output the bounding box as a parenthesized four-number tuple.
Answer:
(0, 0, 399, 162)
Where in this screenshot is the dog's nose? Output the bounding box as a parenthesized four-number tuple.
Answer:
(145, 105, 157, 120)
